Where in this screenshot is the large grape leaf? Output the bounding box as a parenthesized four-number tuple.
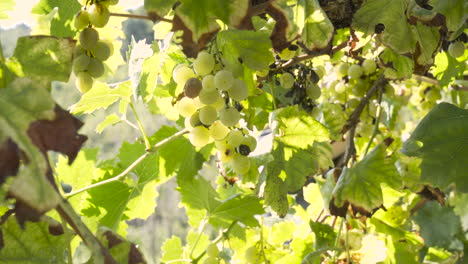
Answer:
(332, 143, 402, 213)
(71, 81, 132, 115)
(264, 172, 289, 217)
(429, 0, 468, 39)
(0, 0, 14, 19)
(272, 106, 329, 149)
(353, 0, 414, 54)
(144, 0, 177, 17)
(0, 218, 73, 263)
(13, 36, 75, 83)
(177, 175, 220, 212)
(380, 48, 414, 79)
(402, 103, 468, 192)
(298, 0, 334, 50)
(217, 30, 274, 73)
(31, 0, 81, 37)
(210, 195, 264, 227)
(265, 0, 300, 51)
(160, 236, 184, 263)
(411, 22, 440, 66)
(432, 51, 466, 87)
(412, 201, 462, 247)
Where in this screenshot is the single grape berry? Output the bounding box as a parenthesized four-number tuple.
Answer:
(88, 3, 110, 28)
(348, 64, 363, 79)
(227, 129, 243, 148)
(189, 126, 211, 147)
(448, 41, 465, 58)
(86, 58, 105, 78)
(279, 72, 294, 89)
(93, 41, 112, 61)
(73, 54, 91, 74)
(173, 64, 195, 85)
(75, 72, 94, 93)
(362, 59, 377, 75)
(306, 83, 321, 100)
(199, 88, 221, 105)
(219, 108, 241, 127)
(231, 154, 251, 174)
(228, 79, 249, 101)
(199, 105, 218, 125)
(209, 121, 230, 140)
(206, 243, 219, 257)
(184, 77, 203, 98)
(214, 70, 234, 91)
(74, 10, 90, 30)
(193, 51, 215, 76)
(80, 27, 99, 50)
(178, 97, 197, 118)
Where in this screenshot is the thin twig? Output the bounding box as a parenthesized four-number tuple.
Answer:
(279, 40, 348, 69)
(363, 87, 384, 156)
(413, 74, 468, 91)
(65, 129, 189, 198)
(110, 12, 172, 23)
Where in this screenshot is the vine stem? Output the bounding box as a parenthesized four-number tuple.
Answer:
(363, 86, 384, 156)
(190, 217, 209, 259)
(109, 12, 172, 23)
(129, 102, 152, 151)
(192, 220, 238, 263)
(65, 128, 189, 198)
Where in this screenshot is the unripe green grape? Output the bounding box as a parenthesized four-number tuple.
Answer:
(279, 48, 296, 60)
(189, 126, 211, 147)
(184, 116, 194, 130)
(448, 41, 465, 58)
(199, 88, 221, 105)
(206, 243, 219, 258)
(100, 39, 114, 56)
(218, 146, 234, 162)
(184, 77, 203, 98)
(73, 54, 91, 74)
(348, 64, 363, 79)
(384, 68, 398, 79)
(202, 74, 216, 91)
(79, 27, 99, 50)
(228, 79, 249, 101)
(352, 79, 368, 97)
(347, 98, 360, 109)
(190, 112, 201, 127)
(212, 95, 225, 111)
(426, 89, 441, 102)
(335, 81, 346, 93)
(255, 69, 269, 77)
(209, 121, 230, 140)
(347, 230, 364, 250)
(193, 51, 215, 76)
(336, 62, 349, 77)
(231, 154, 251, 174)
(214, 70, 234, 91)
(203, 257, 217, 264)
(279, 72, 294, 89)
(199, 105, 218, 125)
(86, 58, 105, 78)
(227, 130, 243, 148)
(219, 108, 240, 127)
(241, 135, 257, 152)
(362, 59, 376, 75)
(173, 64, 195, 85)
(178, 97, 197, 117)
(75, 72, 94, 93)
(88, 3, 110, 28)
(92, 41, 112, 61)
(306, 83, 321, 100)
(245, 247, 257, 263)
(73, 44, 85, 57)
(74, 10, 90, 30)
(214, 139, 228, 150)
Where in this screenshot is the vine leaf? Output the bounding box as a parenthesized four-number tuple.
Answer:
(266, 0, 300, 51)
(210, 195, 264, 227)
(298, 0, 334, 50)
(71, 81, 132, 115)
(264, 173, 289, 217)
(380, 49, 414, 79)
(13, 36, 75, 83)
(411, 22, 440, 66)
(412, 201, 462, 247)
(31, 0, 81, 37)
(96, 228, 146, 264)
(0, 217, 73, 262)
(401, 103, 468, 192)
(432, 51, 466, 87)
(332, 142, 402, 214)
(160, 236, 184, 263)
(430, 0, 467, 39)
(144, 0, 177, 18)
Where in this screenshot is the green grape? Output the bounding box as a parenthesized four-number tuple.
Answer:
(199, 88, 221, 105)
(313, 65, 325, 79)
(202, 257, 217, 264)
(75, 72, 94, 93)
(212, 95, 225, 111)
(79, 27, 99, 50)
(231, 154, 250, 174)
(228, 79, 248, 101)
(92, 41, 112, 61)
(184, 116, 194, 130)
(189, 126, 211, 147)
(214, 70, 234, 91)
(347, 98, 360, 109)
(348, 64, 363, 79)
(336, 62, 349, 77)
(244, 247, 257, 263)
(352, 79, 368, 97)
(73, 54, 91, 74)
(206, 243, 219, 258)
(335, 81, 346, 93)
(88, 3, 110, 28)
(426, 89, 441, 102)
(255, 69, 269, 77)
(279, 72, 294, 89)
(362, 59, 376, 75)
(193, 51, 215, 76)
(173, 64, 195, 85)
(219, 108, 240, 127)
(347, 229, 363, 250)
(100, 39, 114, 56)
(202, 74, 216, 91)
(86, 58, 105, 78)
(306, 83, 321, 100)
(241, 135, 257, 152)
(74, 10, 90, 30)
(209, 121, 230, 140)
(178, 97, 197, 117)
(184, 77, 203, 98)
(199, 105, 218, 125)
(279, 48, 296, 60)
(383, 68, 398, 79)
(218, 146, 234, 162)
(190, 112, 201, 127)
(227, 129, 243, 148)
(448, 41, 465, 58)
(73, 44, 85, 57)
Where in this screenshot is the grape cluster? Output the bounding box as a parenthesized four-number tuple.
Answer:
(73, 0, 117, 93)
(173, 51, 257, 175)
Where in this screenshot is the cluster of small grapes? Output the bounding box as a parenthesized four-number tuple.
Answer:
(173, 51, 257, 175)
(203, 243, 220, 264)
(72, 0, 117, 93)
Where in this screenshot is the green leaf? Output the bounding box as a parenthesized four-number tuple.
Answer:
(319, 103, 347, 141)
(32, 0, 81, 37)
(432, 51, 466, 87)
(0, 0, 14, 19)
(160, 236, 184, 263)
(411, 22, 440, 66)
(71, 81, 132, 115)
(0, 78, 59, 212)
(412, 201, 462, 247)
(401, 103, 468, 192)
(217, 30, 274, 72)
(177, 175, 220, 212)
(310, 221, 336, 249)
(13, 36, 75, 83)
(96, 114, 121, 134)
(333, 143, 402, 212)
(211, 195, 264, 227)
(298, 0, 334, 50)
(144, 0, 177, 17)
(272, 106, 329, 149)
(380, 48, 414, 79)
(0, 217, 72, 263)
(429, 0, 468, 40)
(138, 50, 174, 101)
(268, 221, 296, 246)
(264, 173, 289, 217)
(267, 0, 300, 50)
(353, 0, 414, 54)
